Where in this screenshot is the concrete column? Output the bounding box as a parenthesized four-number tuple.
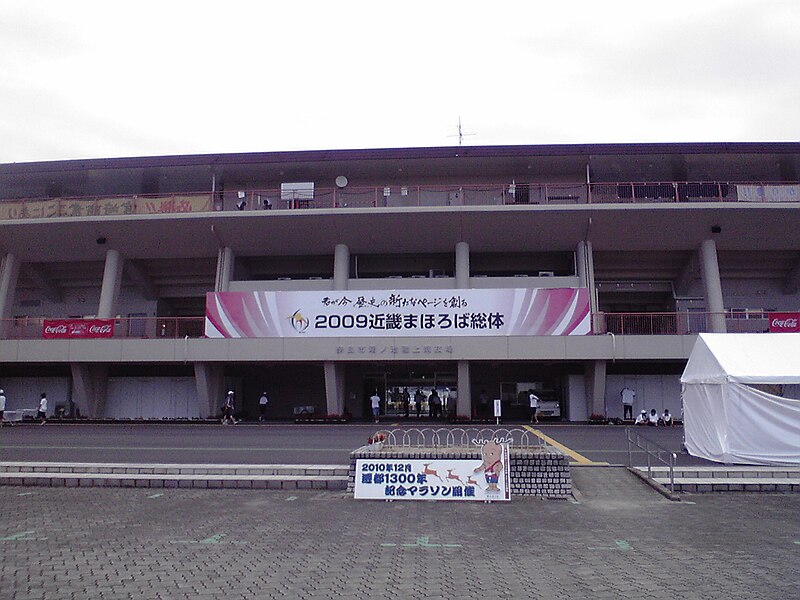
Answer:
(326, 244, 351, 416)
(699, 239, 727, 333)
(457, 361, 471, 419)
(575, 241, 588, 287)
(584, 360, 607, 418)
(324, 362, 345, 416)
(455, 242, 472, 419)
(455, 242, 470, 289)
(215, 247, 235, 292)
(580, 241, 598, 313)
(97, 249, 124, 319)
(70, 363, 109, 418)
(0, 253, 21, 337)
(333, 244, 350, 291)
(194, 362, 224, 419)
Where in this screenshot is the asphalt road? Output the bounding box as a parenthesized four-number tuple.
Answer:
(0, 422, 709, 467)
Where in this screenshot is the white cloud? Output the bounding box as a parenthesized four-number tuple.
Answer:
(0, 0, 798, 162)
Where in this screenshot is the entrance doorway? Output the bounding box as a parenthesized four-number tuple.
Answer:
(362, 366, 456, 421)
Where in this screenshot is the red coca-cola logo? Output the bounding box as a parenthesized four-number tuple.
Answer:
(768, 312, 800, 332)
(89, 324, 113, 334)
(771, 318, 798, 328)
(44, 324, 68, 334)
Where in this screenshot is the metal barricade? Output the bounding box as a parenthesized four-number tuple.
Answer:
(626, 427, 677, 493)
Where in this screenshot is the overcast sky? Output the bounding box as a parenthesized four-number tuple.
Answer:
(1, 0, 799, 163)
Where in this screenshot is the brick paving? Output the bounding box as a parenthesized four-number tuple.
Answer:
(1, 471, 798, 599)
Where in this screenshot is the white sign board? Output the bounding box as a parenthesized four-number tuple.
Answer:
(493, 399, 502, 418)
(354, 444, 511, 501)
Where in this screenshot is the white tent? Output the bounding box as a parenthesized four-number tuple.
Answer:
(681, 333, 800, 465)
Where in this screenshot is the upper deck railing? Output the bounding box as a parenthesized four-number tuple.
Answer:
(0, 311, 781, 340)
(1, 181, 798, 220)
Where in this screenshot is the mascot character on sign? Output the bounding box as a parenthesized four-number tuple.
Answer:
(473, 438, 505, 493)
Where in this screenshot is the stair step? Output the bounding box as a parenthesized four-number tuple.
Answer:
(0, 462, 350, 490)
(653, 477, 800, 493)
(0, 462, 348, 477)
(635, 466, 800, 479)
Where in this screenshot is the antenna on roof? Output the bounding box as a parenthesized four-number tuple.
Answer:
(448, 116, 475, 146)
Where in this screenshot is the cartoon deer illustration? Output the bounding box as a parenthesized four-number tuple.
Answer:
(466, 475, 481, 488)
(422, 463, 443, 482)
(446, 469, 464, 485)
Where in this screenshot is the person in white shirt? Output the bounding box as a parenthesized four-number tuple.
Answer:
(528, 390, 540, 424)
(37, 393, 48, 425)
(370, 391, 381, 423)
(258, 392, 269, 422)
(621, 387, 636, 420)
(635, 410, 648, 426)
(0, 389, 6, 426)
(661, 409, 674, 426)
(648, 409, 659, 426)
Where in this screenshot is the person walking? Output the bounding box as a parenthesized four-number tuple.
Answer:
(528, 389, 539, 424)
(370, 390, 381, 423)
(258, 391, 269, 422)
(414, 388, 424, 418)
(37, 393, 48, 425)
(222, 390, 236, 425)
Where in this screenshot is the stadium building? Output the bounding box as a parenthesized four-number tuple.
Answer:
(1, 143, 799, 422)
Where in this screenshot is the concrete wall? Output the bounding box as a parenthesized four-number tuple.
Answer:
(105, 377, 199, 419)
(604, 374, 682, 420)
(0, 377, 70, 415)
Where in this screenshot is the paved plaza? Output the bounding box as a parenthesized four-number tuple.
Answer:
(1, 469, 798, 600)
(1, 424, 798, 599)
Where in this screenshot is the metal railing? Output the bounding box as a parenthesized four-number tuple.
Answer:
(2, 180, 798, 220)
(1, 316, 205, 340)
(595, 312, 771, 335)
(626, 427, 678, 493)
(370, 427, 544, 448)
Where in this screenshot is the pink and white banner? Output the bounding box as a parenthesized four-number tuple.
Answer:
(205, 288, 591, 338)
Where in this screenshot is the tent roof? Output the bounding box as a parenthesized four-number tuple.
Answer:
(681, 333, 800, 385)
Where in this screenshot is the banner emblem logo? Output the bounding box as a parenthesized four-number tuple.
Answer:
(289, 310, 310, 333)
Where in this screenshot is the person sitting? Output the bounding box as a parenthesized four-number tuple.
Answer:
(648, 408, 659, 426)
(660, 409, 674, 426)
(635, 410, 648, 426)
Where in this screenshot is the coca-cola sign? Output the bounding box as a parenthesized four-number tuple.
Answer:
(768, 312, 800, 333)
(42, 319, 115, 339)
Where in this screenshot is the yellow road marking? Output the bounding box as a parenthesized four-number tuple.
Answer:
(523, 426, 597, 465)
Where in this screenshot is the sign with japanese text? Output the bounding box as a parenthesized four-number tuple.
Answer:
(205, 288, 591, 338)
(0, 194, 212, 221)
(354, 444, 511, 501)
(42, 319, 115, 339)
(768, 312, 800, 333)
(736, 184, 800, 203)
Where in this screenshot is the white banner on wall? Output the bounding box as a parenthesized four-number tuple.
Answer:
(205, 288, 591, 338)
(736, 184, 800, 202)
(354, 444, 511, 501)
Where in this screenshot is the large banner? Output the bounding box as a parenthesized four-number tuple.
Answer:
(0, 194, 213, 220)
(354, 444, 511, 501)
(205, 288, 591, 338)
(42, 319, 115, 339)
